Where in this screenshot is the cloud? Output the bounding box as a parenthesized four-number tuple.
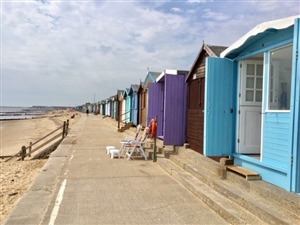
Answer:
(202, 9, 229, 21)
(186, 0, 208, 3)
(171, 7, 182, 13)
(1, 0, 299, 106)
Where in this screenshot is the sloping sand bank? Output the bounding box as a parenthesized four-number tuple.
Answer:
(0, 110, 81, 221)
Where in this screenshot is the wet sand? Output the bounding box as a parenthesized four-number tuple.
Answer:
(0, 110, 81, 222)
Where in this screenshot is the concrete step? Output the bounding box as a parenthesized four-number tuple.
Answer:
(144, 141, 175, 160)
(158, 152, 300, 224)
(177, 147, 224, 177)
(158, 158, 268, 225)
(225, 168, 300, 220)
(144, 148, 162, 160)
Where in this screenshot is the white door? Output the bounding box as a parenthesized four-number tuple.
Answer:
(238, 60, 263, 154)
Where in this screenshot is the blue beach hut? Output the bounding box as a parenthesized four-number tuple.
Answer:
(124, 88, 131, 123)
(111, 95, 118, 120)
(100, 100, 106, 115)
(129, 84, 140, 126)
(204, 15, 300, 193)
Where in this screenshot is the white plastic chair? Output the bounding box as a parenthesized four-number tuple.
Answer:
(125, 140, 148, 160)
(119, 136, 135, 156)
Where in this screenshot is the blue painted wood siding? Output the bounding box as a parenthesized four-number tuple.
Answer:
(107, 102, 111, 116)
(204, 57, 236, 156)
(163, 74, 187, 145)
(131, 93, 139, 126)
(227, 21, 299, 192)
(148, 83, 164, 136)
(110, 101, 113, 117)
(257, 26, 295, 186)
(262, 113, 291, 171)
(291, 18, 300, 193)
(125, 96, 131, 122)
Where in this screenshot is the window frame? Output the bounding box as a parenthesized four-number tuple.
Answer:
(266, 44, 293, 113)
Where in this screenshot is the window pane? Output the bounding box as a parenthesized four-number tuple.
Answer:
(256, 91, 262, 102)
(246, 90, 254, 101)
(270, 78, 274, 89)
(257, 65, 263, 76)
(246, 77, 254, 88)
(247, 64, 255, 75)
(268, 45, 292, 110)
(270, 91, 273, 102)
(256, 78, 263, 89)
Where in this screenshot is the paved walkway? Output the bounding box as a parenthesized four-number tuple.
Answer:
(3, 114, 229, 225)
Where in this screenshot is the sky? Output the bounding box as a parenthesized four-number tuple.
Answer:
(1, 0, 299, 107)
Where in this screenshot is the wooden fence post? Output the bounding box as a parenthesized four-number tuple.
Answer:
(62, 121, 66, 139)
(21, 146, 26, 161)
(29, 142, 32, 157)
(66, 119, 69, 136)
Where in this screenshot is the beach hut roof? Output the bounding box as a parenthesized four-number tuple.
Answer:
(117, 90, 124, 100)
(142, 71, 160, 88)
(110, 95, 117, 101)
(117, 90, 124, 96)
(186, 43, 227, 82)
(122, 88, 130, 97)
(156, 69, 189, 83)
(221, 15, 300, 59)
(129, 84, 140, 94)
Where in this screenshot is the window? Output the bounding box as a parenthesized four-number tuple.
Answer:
(245, 63, 263, 103)
(268, 45, 292, 110)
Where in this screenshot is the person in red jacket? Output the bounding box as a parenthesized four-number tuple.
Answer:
(148, 118, 157, 138)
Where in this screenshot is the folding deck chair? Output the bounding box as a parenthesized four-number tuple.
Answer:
(124, 128, 149, 160)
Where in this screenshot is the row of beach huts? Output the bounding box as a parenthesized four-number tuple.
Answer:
(77, 15, 300, 194)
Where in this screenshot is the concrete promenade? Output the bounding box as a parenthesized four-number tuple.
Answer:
(3, 114, 229, 225)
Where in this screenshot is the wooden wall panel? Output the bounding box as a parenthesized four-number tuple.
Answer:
(186, 74, 205, 154)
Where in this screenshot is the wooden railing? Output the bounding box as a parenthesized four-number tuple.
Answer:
(118, 110, 131, 129)
(3, 120, 69, 162)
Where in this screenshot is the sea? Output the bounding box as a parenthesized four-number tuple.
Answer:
(0, 106, 59, 121)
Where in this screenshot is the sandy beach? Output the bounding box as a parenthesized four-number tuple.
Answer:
(0, 110, 81, 222)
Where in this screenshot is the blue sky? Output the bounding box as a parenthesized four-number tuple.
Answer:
(1, 0, 299, 107)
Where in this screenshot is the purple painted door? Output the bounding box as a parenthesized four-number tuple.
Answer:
(163, 74, 187, 145)
(148, 83, 164, 137)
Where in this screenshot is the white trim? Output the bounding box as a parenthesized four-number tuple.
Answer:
(221, 15, 300, 58)
(266, 44, 293, 111)
(265, 110, 290, 113)
(156, 69, 179, 82)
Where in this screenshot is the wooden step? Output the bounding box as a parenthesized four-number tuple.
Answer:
(226, 165, 261, 181)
